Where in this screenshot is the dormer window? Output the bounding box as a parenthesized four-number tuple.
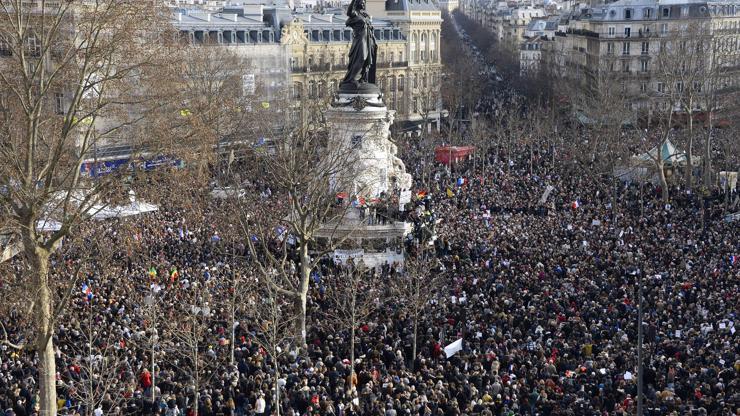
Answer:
(625, 8, 632, 19)
(644, 8, 652, 18)
(662, 7, 670, 17)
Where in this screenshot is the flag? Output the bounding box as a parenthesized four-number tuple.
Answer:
(81, 283, 93, 301)
(446, 188, 454, 198)
(731, 255, 737, 265)
(148, 267, 157, 279)
(456, 177, 466, 187)
(444, 338, 463, 358)
(571, 200, 580, 210)
(170, 268, 179, 282)
(416, 190, 427, 198)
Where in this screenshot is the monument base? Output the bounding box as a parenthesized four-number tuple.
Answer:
(315, 207, 410, 268)
(320, 88, 413, 267)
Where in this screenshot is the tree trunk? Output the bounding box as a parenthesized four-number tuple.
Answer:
(298, 242, 310, 348)
(230, 301, 236, 366)
(25, 243, 57, 416)
(350, 325, 356, 392)
(193, 325, 200, 416)
(686, 113, 694, 190)
(412, 313, 418, 370)
(658, 160, 669, 204)
(703, 128, 712, 187)
(151, 344, 156, 408)
(273, 354, 281, 416)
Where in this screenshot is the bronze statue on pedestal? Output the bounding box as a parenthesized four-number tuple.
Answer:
(339, 0, 379, 93)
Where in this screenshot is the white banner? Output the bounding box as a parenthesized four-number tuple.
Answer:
(538, 185, 554, 205)
(399, 190, 412, 211)
(333, 249, 364, 264)
(444, 338, 463, 358)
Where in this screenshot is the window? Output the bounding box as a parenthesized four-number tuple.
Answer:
(640, 60, 648, 72)
(660, 41, 666, 53)
(608, 26, 616, 36)
(681, 6, 689, 17)
(693, 81, 702, 92)
(607, 42, 614, 54)
(676, 82, 683, 93)
(625, 8, 633, 19)
(421, 33, 427, 61)
(660, 23, 668, 34)
(641, 41, 649, 54)
(644, 8, 652, 18)
(662, 7, 670, 17)
(622, 41, 631, 55)
(641, 82, 648, 92)
(657, 82, 665, 93)
(622, 60, 630, 72)
(26, 34, 40, 56)
(351, 135, 362, 149)
(625, 27, 631, 37)
(55, 93, 64, 115)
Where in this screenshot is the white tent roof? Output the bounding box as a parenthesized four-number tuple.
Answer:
(91, 191, 158, 219)
(633, 139, 687, 166)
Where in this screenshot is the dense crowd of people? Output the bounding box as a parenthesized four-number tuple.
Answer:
(1, 122, 737, 415)
(1, 12, 738, 414)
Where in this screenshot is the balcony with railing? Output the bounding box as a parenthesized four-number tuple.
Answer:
(376, 61, 410, 69)
(567, 28, 599, 38)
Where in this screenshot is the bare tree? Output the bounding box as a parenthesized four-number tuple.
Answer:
(392, 248, 446, 369)
(63, 299, 129, 416)
(320, 261, 381, 390)
(0, 2, 174, 413)
(236, 98, 363, 348)
(654, 22, 715, 191)
(164, 293, 219, 416)
(172, 42, 257, 179)
(244, 269, 298, 416)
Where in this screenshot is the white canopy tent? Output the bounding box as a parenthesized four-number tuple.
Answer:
(90, 191, 158, 219)
(632, 139, 694, 167)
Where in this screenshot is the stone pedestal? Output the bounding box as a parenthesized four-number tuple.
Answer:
(317, 92, 413, 267)
(326, 92, 412, 198)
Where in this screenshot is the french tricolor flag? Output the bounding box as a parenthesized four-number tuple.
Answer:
(731, 255, 737, 265)
(81, 283, 93, 301)
(571, 200, 580, 210)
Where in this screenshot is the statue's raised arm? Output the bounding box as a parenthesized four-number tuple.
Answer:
(339, 0, 378, 93)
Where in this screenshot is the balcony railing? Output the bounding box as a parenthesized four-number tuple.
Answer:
(566, 28, 599, 38)
(376, 61, 409, 69)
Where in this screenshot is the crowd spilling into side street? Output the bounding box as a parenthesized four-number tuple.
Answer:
(1, 110, 737, 416)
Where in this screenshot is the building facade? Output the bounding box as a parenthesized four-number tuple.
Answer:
(172, 0, 444, 126)
(546, 0, 740, 112)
